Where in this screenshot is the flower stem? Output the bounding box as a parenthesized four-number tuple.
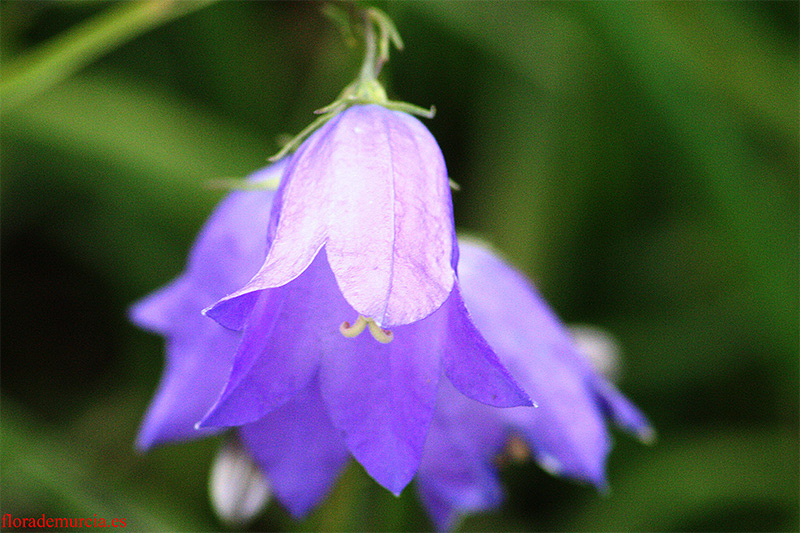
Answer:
(357, 17, 379, 83)
(1, 0, 216, 110)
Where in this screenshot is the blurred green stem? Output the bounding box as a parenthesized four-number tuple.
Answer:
(1, 0, 216, 110)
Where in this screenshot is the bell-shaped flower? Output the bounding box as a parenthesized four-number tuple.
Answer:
(132, 166, 652, 529)
(198, 107, 531, 495)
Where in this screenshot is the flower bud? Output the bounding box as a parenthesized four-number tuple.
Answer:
(209, 437, 271, 528)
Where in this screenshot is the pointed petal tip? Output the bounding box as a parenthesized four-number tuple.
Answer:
(637, 426, 658, 445)
(535, 449, 609, 490)
(592, 378, 655, 445)
(128, 297, 166, 334)
(196, 410, 230, 430)
(135, 417, 171, 453)
(385, 478, 409, 497)
(357, 459, 415, 497)
(353, 453, 416, 497)
(443, 285, 535, 408)
(197, 399, 265, 430)
(134, 434, 153, 454)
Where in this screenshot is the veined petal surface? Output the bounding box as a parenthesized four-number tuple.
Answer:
(211, 105, 456, 328)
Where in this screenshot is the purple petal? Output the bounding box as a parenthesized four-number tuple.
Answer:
(199, 252, 347, 428)
(417, 380, 506, 531)
(592, 379, 655, 443)
(135, 320, 238, 450)
(318, 300, 444, 495)
(212, 105, 456, 328)
(239, 381, 349, 518)
(131, 164, 282, 449)
(457, 240, 579, 359)
(457, 240, 611, 486)
(503, 347, 611, 487)
(206, 121, 338, 325)
(130, 277, 193, 335)
(442, 284, 532, 408)
(184, 164, 285, 306)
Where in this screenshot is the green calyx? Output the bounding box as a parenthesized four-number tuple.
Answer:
(268, 5, 435, 163)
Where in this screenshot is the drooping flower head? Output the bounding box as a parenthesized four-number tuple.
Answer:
(198, 118, 531, 490)
(131, 164, 652, 528)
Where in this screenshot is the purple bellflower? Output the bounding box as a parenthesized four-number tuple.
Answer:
(195, 104, 531, 495)
(132, 162, 653, 530)
(416, 241, 654, 530)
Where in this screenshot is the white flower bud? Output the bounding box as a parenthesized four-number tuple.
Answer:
(569, 324, 622, 382)
(209, 437, 270, 528)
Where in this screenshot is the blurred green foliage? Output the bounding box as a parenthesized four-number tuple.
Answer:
(2, 1, 797, 531)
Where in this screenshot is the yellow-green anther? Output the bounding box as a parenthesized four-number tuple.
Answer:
(339, 315, 368, 338)
(340, 315, 394, 344)
(366, 320, 394, 344)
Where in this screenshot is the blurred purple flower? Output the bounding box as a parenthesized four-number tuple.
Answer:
(417, 241, 654, 530)
(131, 161, 287, 450)
(132, 160, 651, 529)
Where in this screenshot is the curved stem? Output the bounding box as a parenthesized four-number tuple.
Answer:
(357, 16, 379, 83)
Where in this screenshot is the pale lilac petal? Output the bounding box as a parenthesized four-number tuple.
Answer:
(239, 381, 349, 518)
(323, 106, 455, 327)
(211, 105, 456, 329)
(442, 284, 532, 408)
(318, 301, 444, 495)
(131, 165, 281, 450)
(417, 380, 506, 531)
(199, 252, 347, 428)
(207, 119, 339, 323)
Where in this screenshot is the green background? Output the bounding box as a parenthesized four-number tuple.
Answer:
(2, 1, 797, 531)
